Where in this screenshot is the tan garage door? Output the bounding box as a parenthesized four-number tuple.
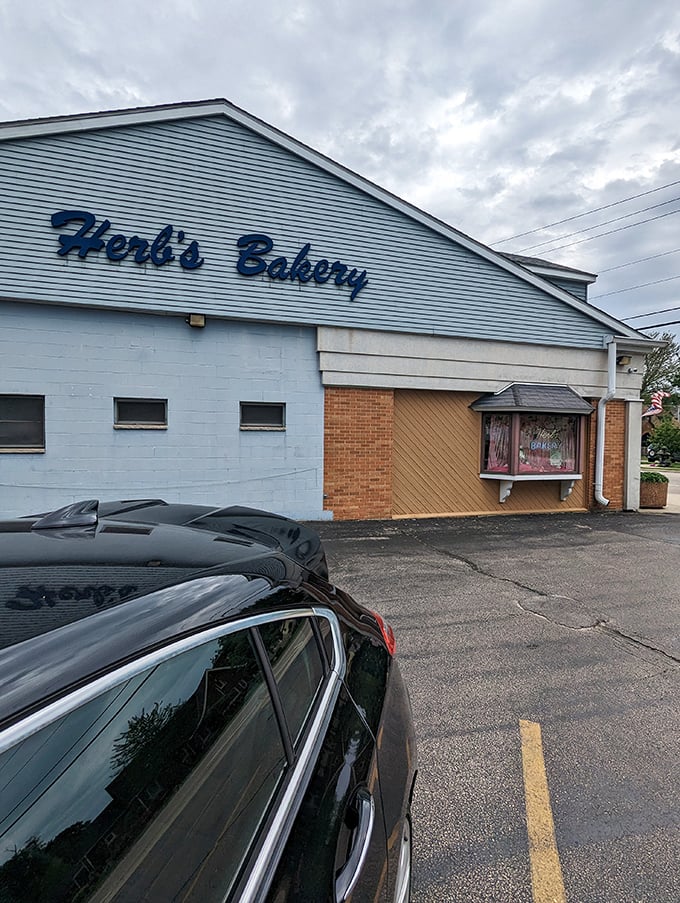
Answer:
(392, 389, 587, 517)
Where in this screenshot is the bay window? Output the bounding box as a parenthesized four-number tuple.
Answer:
(472, 384, 593, 502)
(483, 412, 580, 475)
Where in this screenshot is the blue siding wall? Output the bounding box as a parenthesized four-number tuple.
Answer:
(1, 115, 611, 348)
(544, 277, 588, 301)
(0, 301, 325, 519)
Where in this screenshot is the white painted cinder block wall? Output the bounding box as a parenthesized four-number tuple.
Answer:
(1, 301, 326, 520)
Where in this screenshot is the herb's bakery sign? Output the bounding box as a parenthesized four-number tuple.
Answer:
(51, 211, 205, 270)
(50, 211, 369, 301)
(235, 234, 368, 300)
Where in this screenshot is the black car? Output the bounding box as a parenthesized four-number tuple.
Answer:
(0, 500, 416, 903)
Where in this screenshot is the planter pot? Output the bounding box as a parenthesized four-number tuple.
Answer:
(639, 481, 669, 509)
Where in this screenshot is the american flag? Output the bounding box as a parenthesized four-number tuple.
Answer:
(642, 390, 671, 417)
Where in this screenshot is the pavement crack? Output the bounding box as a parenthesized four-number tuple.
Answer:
(514, 598, 601, 631)
(515, 600, 680, 665)
(396, 524, 553, 596)
(597, 625, 680, 666)
(397, 524, 680, 665)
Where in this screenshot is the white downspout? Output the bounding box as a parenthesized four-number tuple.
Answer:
(595, 336, 617, 506)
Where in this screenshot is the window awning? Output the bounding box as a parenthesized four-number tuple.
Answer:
(470, 383, 594, 415)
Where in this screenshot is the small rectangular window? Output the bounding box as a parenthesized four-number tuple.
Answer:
(0, 395, 45, 452)
(240, 402, 285, 430)
(114, 398, 167, 429)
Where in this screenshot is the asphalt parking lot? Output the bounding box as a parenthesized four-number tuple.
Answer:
(313, 507, 680, 903)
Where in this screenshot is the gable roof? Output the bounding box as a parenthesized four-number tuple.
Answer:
(500, 253, 597, 284)
(0, 98, 651, 346)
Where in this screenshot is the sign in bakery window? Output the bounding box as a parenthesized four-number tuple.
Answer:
(483, 413, 580, 475)
(518, 414, 578, 473)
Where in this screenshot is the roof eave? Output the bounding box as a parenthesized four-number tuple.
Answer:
(522, 265, 598, 285)
(604, 334, 666, 352)
(474, 405, 593, 414)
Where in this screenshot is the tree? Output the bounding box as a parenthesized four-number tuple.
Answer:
(640, 331, 680, 403)
(649, 416, 680, 457)
(111, 701, 176, 772)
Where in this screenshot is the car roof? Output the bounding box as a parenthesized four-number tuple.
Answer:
(0, 499, 328, 652)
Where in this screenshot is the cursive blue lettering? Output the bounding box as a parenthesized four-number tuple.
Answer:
(128, 236, 150, 264)
(288, 243, 311, 282)
(51, 210, 204, 271)
(330, 261, 348, 285)
(312, 259, 331, 283)
(235, 233, 368, 301)
(346, 268, 369, 301)
(51, 210, 111, 258)
(236, 234, 272, 275)
(106, 234, 128, 261)
(267, 256, 289, 279)
(297, 260, 312, 282)
(179, 240, 204, 270)
(150, 225, 175, 266)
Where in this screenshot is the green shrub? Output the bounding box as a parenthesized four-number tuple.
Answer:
(640, 470, 669, 483)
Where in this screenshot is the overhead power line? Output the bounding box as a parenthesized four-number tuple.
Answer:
(526, 207, 680, 255)
(637, 318, 680, 329)
(591, 273, 680, 300)
(516, 195, 680, 253)
(623, 304, 680, 321)
(492, 178, 680, 245)
(599, 247, 680, 273)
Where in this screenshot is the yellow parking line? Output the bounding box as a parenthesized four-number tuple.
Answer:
(519, 719, 567, 903)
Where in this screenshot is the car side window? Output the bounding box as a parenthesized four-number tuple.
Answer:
(0, 629, 286, 902)
(258, 617, 326, 745)
(315, 614, 335, 669)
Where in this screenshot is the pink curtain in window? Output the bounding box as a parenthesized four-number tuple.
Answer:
(486, 415, 510, 472)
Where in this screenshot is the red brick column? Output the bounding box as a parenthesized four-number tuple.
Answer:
(323, 387, 394, 520)
(586, 399, 626, 510)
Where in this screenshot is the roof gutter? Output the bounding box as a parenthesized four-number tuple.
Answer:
(595, 336, 618, 506)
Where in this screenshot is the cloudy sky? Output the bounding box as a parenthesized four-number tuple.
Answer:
(2, 0, 679, 333)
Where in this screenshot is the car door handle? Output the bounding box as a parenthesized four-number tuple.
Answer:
(334, 788, 376, 903)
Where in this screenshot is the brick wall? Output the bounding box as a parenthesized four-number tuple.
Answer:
(323, 387, 394, 520)
(586, 399, 626, 510)
(325, 390, 629, 519)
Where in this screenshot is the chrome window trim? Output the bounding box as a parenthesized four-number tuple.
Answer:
(0, 604, 346, 903)
(240, 605, 345, 903)
(0, 607, 335, 755)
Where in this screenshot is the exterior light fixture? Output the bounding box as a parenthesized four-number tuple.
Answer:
(186, 313, 206, 328)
